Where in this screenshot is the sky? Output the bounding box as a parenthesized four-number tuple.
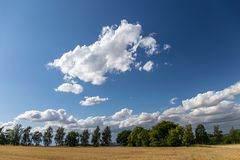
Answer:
(0, 0, 240, 134)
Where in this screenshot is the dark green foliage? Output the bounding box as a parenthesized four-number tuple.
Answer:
(80, 129, 90, 146)
(195, 124, 209, 144)
(101, 126, 111, 146)
(54, 127, 65, 146)
(149, 121, 177, 146)
(43, 127, 53, 146)
(5, 124, 23, 145)
(182, 124, 194, 146)
(116, 130, 131, 146)
(32, 131, 42, 146)
(91, 126, 101, 147)
(167, 125, 184, 146)
(229, 127, 240, 144)
(128, 127, 149, 146)
(65, 131, 79, 147)
(21, 126, 32, 146)
(212, 125, 223, 144)
(0, 127, 6, 145)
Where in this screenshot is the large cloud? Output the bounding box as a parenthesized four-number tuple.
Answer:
(9, 81, 240, 135)
(48, 20, 158, 85)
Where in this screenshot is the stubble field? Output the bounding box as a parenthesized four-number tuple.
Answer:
(0, 145, 240, 160)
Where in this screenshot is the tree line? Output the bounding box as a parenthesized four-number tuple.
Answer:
(0, 125, 111, 147)
(117, 121, 240, 146)
(0, 121, 240, 147)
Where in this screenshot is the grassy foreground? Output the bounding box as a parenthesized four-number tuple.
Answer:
(0, 145, 240, 160)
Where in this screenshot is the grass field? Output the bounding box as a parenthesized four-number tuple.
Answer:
(0, 145, 240, 160)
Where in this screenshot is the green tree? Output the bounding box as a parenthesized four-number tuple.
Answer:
(65, 131, 79, 147)
(195, 124, 209, 144)
(21, 126, 32, 145)
(167, 125, 184, 146)
(229, 127, 240, 144)
(0, 127, 6, 145)
(54, 127, 65, 146)
(116, 130, 131, 146)
(5, 124, 23, 145)
(91, 126, 101, 147)
(182, 124, 194, 146)
(138, 128, 150, 146)
(149, 121, 177, 146)
(128, 127, 149, 146)
(212, 125, 223, 144)
(32, 131, 42, 146)
(43, 127, 53, 146)
(101, 126, 111, 146)
(80, 129, 90, 146)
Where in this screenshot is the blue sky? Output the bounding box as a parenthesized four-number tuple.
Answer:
(0, 0, 240, 132)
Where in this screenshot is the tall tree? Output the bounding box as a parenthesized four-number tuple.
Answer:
(91, 126, 101, 147)
(195, 124, 209, 144)
(128, 127, 149, 146)
(182, 124, 194, 146)
(116, 130, 131, 146)
(212, 125, 223, 144)
(167, 125, 184, 146)
(65, 131, 79, 147)
(6, 124, 23, 145)
(229, 127, 240, 144)
(21, 126, 32, 146)
(101, 126, 111, 146)
(80, 129, 90, 146)
(54, 127, 65, 146)
(149, 121, 177, 146)
(0, 127, 6, 145)
(43, 127, 53, 146)
(32, 131, 42, 146)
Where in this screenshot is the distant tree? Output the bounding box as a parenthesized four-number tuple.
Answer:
(138, 128, 150, 146)
(167, 125, 184, 146)
(65, 131, 79, 147)
(195, 124, 209, 144)
(0, 127, 6, 145)
(229, 127, 240, 144)
(149, 121, 177, 146)
(128, 127, 149, 146)
(21, 126, 32, 145)
(43, 127, 53, 146)
(116, 130, 131, 146)
(32, 131, 42, 146)
(5, 124, 23, 145)
(101, 126, 111, 146)
(92, 126, 101, 147)
(212, 125, 223, 144)
(54, 127, 65, 146)
(80, 129, 90, 146)
(182, 124, 194, 146)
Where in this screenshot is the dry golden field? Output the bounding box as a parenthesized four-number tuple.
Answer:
(0, 145, 240, 160)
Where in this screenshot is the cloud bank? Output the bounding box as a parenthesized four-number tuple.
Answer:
(8, 81, 240, 134)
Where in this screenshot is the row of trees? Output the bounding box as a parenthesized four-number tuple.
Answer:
(0, 125, 111, 147)
(1, 121, 240, 147)
(116, 121, 240, 146)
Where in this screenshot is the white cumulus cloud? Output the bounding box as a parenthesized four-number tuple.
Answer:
(79, 96, 109, 106)
(55, 83, 83, 94)
(48, 20, 158, 85)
